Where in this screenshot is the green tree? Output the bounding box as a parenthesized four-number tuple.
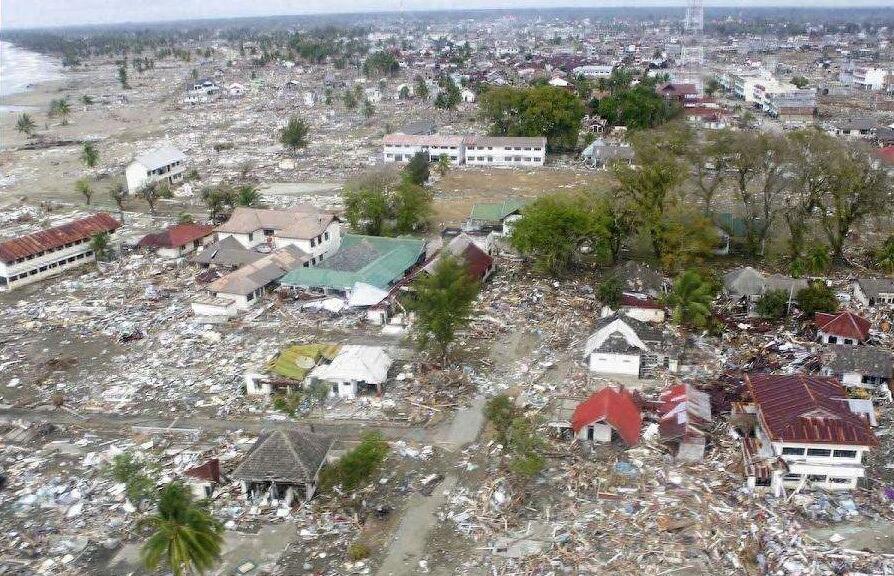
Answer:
(435, 154, 451, 177)
(790, 75, 809, 89)
(75, 178, 93, 205)
(406, 255, 480, 360)
(235, 185, 261, 207)
(362, 51, 399, 76)
(362, 98, 375, 118)
(819, 143, 890, 259)
(81, 141, 99, 168)
(665, 270, 714, 329)
(202, 186, 236, 222)
(876, 235, 894, 274)
(756, 289, 790, 320)
(783, 130, 837, 261)
(320, 432, 389, 491)
(685, 129, 732, 216)
(343, 172, 394, 235)
(140, 482, 224, 576)
(414, 76, 429, 100)
(398, 85, 411, 100)
(139, 182, 162, 214)
(177, 212, 195, 224)
(704, 78, 722, 97)
(392, 180, 433, 233)
(403, 151, 430, 185)
(595, 83, 680, 129)
(796, 282, 838, 317)
(803, 244, 831, 276)
(597, 275, 623, 308)
(90, 231, 112, 262)
(485, 395, 518, 445)
(110, 182, 128, 217)
(16, 113, 37, 137)
(510, 194, 606, 276)
(343, 89, 358, 109)
(280, 115, 309, 151)
(434, 76, 461, 110)
(118, 65, 129, 89)
(479, 85, 585, 151)
(107, 452, 156, 504)
(49, 98, 72, 125)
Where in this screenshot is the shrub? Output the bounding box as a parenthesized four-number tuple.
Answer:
(597, 275, 623, 308)
(756, 289, 790, 320)
(321, 432, 389, 492)
(485, 395, 518, 444)
(796, 282, 838, 317)
(347, 542, 371, 561)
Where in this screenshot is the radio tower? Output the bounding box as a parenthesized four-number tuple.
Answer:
(680, 0, 705, 93)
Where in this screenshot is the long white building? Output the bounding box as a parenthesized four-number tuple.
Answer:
(0, 213, 121, 291)
(382, 134, 546, 167)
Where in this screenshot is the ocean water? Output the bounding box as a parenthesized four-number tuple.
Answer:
(0, 40, 64, 98)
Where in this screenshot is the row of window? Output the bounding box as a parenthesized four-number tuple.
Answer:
(781, 447, 858, 459)
(468, 146, 543, 152)
(310, 231, 330, 248)
(8, 237, 91, 265)
(5, 251, 91, 282)
(783, 474, 852, 484)
(467, 156, 539, 163)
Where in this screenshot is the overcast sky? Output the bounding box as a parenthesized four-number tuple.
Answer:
(1, 0, 889, 30)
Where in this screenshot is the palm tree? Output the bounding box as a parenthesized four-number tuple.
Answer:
(75, 178, 93, 205)
(665, 270, 714, 329)
(90, 232, 112, 262)
(16, 113, 36, 137)
(57, 99, 71, 125)
(436, 154, 451, 177)
(803, 244, 831, 276)
(877, 236, 894, 275)
(81, 142, 99, 168)
(140, 482, 224, 576)
(235, 185, 260, 207)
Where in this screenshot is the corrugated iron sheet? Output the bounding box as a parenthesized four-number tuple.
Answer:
(0, 213, 121, 263)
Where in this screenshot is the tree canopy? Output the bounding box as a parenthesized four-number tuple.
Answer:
(479, 85, 585, 151)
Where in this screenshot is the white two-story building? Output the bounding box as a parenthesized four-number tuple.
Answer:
(213, 206, 341, 265)
(382, 134, 466, 164)
(736, 373, 876, 495)
(464, 136, 546, 167)
(0, 213, 121, 291)
(125, 146, 187, 194)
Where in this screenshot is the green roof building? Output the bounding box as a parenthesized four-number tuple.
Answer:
(281, 234, 426, 294)
(468, 198, 529, 226)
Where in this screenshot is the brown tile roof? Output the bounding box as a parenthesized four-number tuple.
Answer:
(137, 223, 214, 249)
(214, 207, 335, 240)
(746, 373, 876, 446)
(0, 213, 121, 264)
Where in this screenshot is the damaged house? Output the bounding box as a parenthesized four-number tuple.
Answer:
(232, 429, 334, 504)
(734, 373, 877, 495)
(815, 310, 871, 345)
(136, 223, 214, 259)
(548, 387, 642, 446)
(853, 277, 894, 307)
(422, 233, 494, 283)
(656, 383, 712, 462)
(583, 312, 680, 379)
(822, 345, 893, 401)
(723, 267, 807, 312)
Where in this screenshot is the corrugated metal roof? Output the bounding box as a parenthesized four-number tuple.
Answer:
(132, 146, 186, 171)
(746, 373, 876, 446)
(815, 311, 871, 342)
(571, 387, 642, 446)
(0, 213, 121, 263)
(468, 198, 528, 223)
(137, 223, 213, 249)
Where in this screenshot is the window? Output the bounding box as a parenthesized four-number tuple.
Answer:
(828, 477, 851, 484)
(806, 448, 832, 457)
(324, 232, 330, 241)
(828, 335, 838, 344)
(248, 232, 254, 242)
(807, 474, 827, 483)
(843, 338, 853, 345)
(783, 474, 802, 481)
(833, 449, 857, 459)
(310, 238, 316, 248)
(247, 292, 255, 301)
(782, 447, 805, 456)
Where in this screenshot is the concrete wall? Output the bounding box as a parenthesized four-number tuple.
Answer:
(588, 352, 641, 377)
(0, 240, 97, 291)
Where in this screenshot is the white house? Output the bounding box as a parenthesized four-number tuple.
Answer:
(822, 345, 893, 402)
(582, 312, 678, 379)
(463, 136, 546, 167)
(136, 223, 214, 259)
(616, 293, 665, 323)
(814, 310, 871, 345)
(853, 278, 894, 307)
(0, 213, 121, 292)
(125, 146, 187, 194)
(735, 374, 876, 494)
(308, 345, 393, 398)
(214, 206, 341, 265)
(852, 67, 890, 91)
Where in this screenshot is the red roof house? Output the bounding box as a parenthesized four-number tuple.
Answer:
(137, 223, 214, 251)
(0, 213, 121, 264)
(184, 458, 222, 484)
(571, 387, 642, 446)
(815, 310, 871, 344)
(746, 373, 876, 446)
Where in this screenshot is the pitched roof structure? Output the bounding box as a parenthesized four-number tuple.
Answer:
(658, 383, 712, 442)
(468, 198, 528, 223)
(281, 234, 425, 292)
(824, 345, 893, 379)
(231, 429, 333, 484)
(856, 277, 894, 299)
(184, 458, 222, 484)
(464, 135, 547, 148)
(610, 261, 665, 296)
(422, 234, 493, 281)
(746, 373, 877, 446)
(214, 207, 336, 240)
(209, 245, 307, 295)
(619, 293, 663, 310)
(137, 223, 214, 249)
(815, 310, 871, 342)
(133, 146, 186, 170)
(190, 236, 265, 268)
(266, 343, 342, 381)
(310, 345, 393, 385)
(0, 213, 121, 264)
(583, 312, 665, 357)
(571, 388, 642, 446)
(723, 267, 766, 298)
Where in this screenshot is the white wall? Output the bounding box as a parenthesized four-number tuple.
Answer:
(589, 352, 641, 377)
(622, 307, 665, 323)
(0, 240, 97, 291)
(465, 145, 545, 167)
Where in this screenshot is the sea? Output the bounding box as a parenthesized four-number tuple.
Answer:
(0, 40, 64, 102)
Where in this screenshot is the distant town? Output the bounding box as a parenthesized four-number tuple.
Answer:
(0, 5, 893, 576)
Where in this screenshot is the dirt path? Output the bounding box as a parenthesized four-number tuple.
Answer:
(376, 397, 486, 575)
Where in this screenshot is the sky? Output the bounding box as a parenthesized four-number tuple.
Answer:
(1, 0, 890, 30)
